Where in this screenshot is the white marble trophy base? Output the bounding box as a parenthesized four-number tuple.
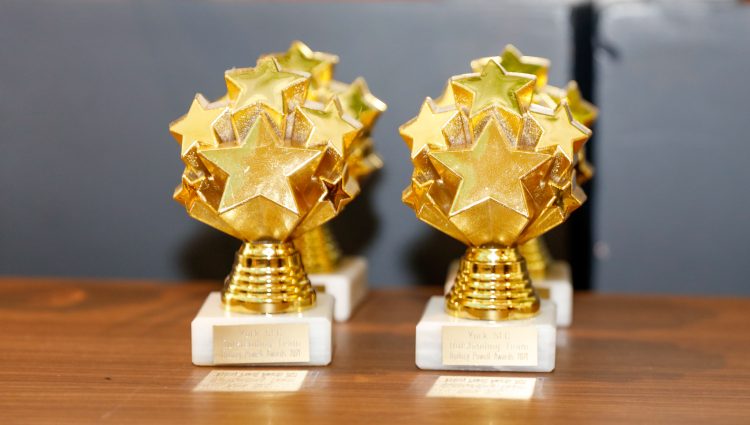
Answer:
(444, 260, 573, 327)
(191, 292, 333, 366)
(308, 256, 368, 322)
(415, 297, 557, 372)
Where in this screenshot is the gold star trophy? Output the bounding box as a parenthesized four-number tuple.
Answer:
(171, 42, 381, 366)
(401, 45, 591, 371)
(439, 46, 598, 328)
(261, 42, 386, 322)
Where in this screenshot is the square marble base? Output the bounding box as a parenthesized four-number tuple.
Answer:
(308, 256, 368, 322)
(191, 292, 333, 366)
(444, 260, 573, 327)
(415, 297, 556, 372)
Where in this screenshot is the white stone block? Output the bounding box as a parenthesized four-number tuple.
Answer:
(444, 259, 573, 327)
(535, 261, 572, 327)
(191, 292, 333, 366)
(308, 256, 368, 322)
(416, 297, 557, 372)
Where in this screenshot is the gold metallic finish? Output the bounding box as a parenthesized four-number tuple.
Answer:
(400, 45, 593, 320)
(170, 42, 385, 314)
(222, 242, 315, 314)
(293, 225, 342, 273)
(541, 81, 598, 184)
(271, 42, 386, 268)
(519, 238, 553, 280)
(447, 246, 540, 321)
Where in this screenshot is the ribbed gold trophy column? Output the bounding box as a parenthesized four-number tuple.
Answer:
(293, 225, 341, 274)
(447, 246, 539, 320)
(518, 238, 552, 280)
(222, 241, 315, 314)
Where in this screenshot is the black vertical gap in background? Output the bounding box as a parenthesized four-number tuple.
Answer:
(569, 3, 598, 291)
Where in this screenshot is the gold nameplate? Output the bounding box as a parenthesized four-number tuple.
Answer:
(442, 326, 538, 367)
(213, 323, 310, 365)
(427, 376, 536, 400)
(193, 370, 308, 392)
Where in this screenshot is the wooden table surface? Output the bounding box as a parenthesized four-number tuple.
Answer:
(1, 278, 749, 424)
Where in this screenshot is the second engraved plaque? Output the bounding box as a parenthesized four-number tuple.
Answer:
(442, 326, 538, 367)
(213, 323, 310, 365)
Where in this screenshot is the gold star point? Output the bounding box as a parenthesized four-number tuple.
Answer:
(499, 44, 550, 90)
(430, 119, 552, 218)
(399, 99, 459, 158)
(451, 59, 536, 117)
(433, 82, 456, 108)
(335, 77, 387, 130)
(299, 100, 361, 157)
(565, 81, 598, 127)
(271, 40, 338, 88)
(224, 58, 309, 116)
(169, 94, 224, 157)
(199, 115, 322, 214)
(531, 101, 591, 166)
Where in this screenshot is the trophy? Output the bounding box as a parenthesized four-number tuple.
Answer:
(170, 42, 377, 366)
(440, 46, 598, 327)
(261, 42, 386, 322)
(401, 48, 591, 371)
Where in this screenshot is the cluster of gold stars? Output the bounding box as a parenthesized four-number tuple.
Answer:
(170, 41, 386, 242)
(400, 45, 594, 247)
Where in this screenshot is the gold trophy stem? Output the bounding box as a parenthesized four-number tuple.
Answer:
(293, 225, 342, 273)
(446, 246, 540, 321)
(222, 241, 316, 314)
(519, 237, 552, 280)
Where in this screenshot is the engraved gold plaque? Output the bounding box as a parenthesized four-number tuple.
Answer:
(442, 326, 538, 367)
(213, 323, 310, 365)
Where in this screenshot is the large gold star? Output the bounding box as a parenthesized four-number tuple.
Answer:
(199, 115, 322, 214)
(268, 40, 338, 89)
(169, 94, 225, 158)
(451, 59, 535, 117)
(332, 77, 387, 131)
(296, 100, 361, 157)
(225, 58, 309, 116)
(399, 99, 460, 158)
(430, 120, 551, 218)
(531, 101, 591, 168)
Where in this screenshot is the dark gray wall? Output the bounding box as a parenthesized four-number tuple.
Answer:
(0, 0, 573, 285)
(592, 0, 750, 294)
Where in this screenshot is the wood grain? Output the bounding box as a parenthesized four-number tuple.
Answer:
(0, 278, 749, 424)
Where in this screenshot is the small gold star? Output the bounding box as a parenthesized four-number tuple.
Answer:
(451, 59, 535, 117)
(471, 45, 550, 90)
(320, 175, 353, 212)
(296, 100, 361, 157)
(225, 58, 308, 117)
(531, 101, 591, 168)
(399, 99, 460, 158)
(564, 81, 598, 127)
(268, 40, 338, 89)
(169, 94, 225, 158)
(333, 77, 387, 131)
